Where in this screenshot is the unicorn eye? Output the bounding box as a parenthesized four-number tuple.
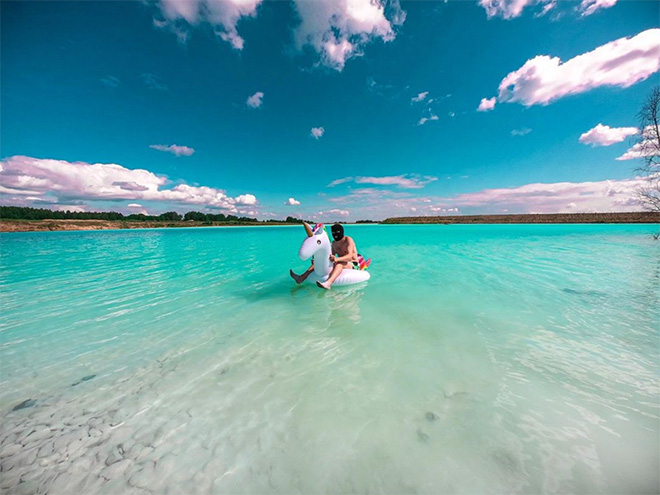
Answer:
(317, 240, 321, 245)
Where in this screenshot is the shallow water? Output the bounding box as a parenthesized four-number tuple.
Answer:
(0, 224, 658, 494)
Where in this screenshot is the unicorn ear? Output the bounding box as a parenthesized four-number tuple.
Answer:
(314, 223, 325, 235)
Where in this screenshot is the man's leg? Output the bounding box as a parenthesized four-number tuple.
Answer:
(290, 263, 314, 284)
(316, 262, 348, 290)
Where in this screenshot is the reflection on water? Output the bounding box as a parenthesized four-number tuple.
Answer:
(0, 225, 658, 494)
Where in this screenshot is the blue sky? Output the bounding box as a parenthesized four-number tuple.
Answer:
(1, 0, 659, 220)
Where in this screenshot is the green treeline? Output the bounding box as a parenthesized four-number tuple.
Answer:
(0, 206, 313, 224)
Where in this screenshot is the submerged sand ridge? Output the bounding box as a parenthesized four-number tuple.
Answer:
(0, 351, 224, 495)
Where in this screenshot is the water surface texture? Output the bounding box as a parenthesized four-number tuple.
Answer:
(1, 224, 659, 494)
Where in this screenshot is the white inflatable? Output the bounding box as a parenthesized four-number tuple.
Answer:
(296, 223, 370, 286)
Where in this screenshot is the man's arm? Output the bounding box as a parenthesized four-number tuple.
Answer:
(333, 237, 358, 262)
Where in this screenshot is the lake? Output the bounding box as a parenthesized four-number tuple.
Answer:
(1, 224, 658, 494)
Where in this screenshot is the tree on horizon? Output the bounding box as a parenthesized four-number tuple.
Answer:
(635, 87, 660, 212)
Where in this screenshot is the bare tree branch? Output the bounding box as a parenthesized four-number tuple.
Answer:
(634, 87, 660, 212)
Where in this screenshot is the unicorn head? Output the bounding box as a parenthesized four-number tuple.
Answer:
(298, 222, 333, 278)
(298, 222, 330, 260)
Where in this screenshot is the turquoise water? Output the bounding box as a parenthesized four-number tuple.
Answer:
(0, 224, 658, 494)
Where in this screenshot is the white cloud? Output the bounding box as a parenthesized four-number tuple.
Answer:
(479, 0, 555, 19)
(127, 203, 143, 208)
(235, 194, 257, 205)
(154, 0, 405, 70)
(141, 73, 168, 91)
(318, 208, 350, 217)
(328, 208, 350, 216)
(329, 174, 438, 189)
(285, 197, 301, 205)
(0, 156, 256, 213)
(429, 206, 459, 213)
(310, 127, 325, 139)
(101, 76, 121, 88)
(616, 130, 660, 161)
(327, 177, 354, 187)
(616, 144, 646, 161)
(477, 97, 496, 112)
(445, 177, 647, 212)
(319, 175, 652, 220)
(417, 114, 439, 126)
(579, 124, 638, 146)
(291, 0, 405, 71)
(536, 1, 556, 17)
(511, 128, 532, 136)
(246, 91, 264, 108)
(580, 0, 617, 16)
(411, 91, 429, 103)
(155, 0, 262, 50)
(149, 144, 195, 156)
(55, 205, 86, 213)
(153, 18, 189, 43)
(496, 29, 660, 106)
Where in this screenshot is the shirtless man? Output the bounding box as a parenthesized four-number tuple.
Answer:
(316, 223, 358, 290)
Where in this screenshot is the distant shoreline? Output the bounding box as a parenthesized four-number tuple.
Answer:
(382, 212, 660, 224)
(0, 219, 293, 233)
(1, 212, 659, 232)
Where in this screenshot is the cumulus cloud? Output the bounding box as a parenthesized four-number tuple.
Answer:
(310, 127, 325, 139)
(154, 0, 405, 70)
(246, 91, 264, 108)
(285, 197, 301, 205)
(235, 194, 257, 205)
(154, 0, 262, 50)
(328, 174, 437, 189)
(149, 144, 196, 156)
(580, 0, 617, 16)
(291, 0, 405, 70)
(495, 29, 660, 106)
(579, 124, 638, 146)
(477, 97, 496, 112)
(411, 91, 429, 103)
(0, 156, 256, 213)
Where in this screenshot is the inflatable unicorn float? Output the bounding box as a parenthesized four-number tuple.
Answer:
(292, 222, 371, 287)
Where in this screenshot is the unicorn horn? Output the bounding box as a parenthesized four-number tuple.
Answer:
(304, 222, 313, 237)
